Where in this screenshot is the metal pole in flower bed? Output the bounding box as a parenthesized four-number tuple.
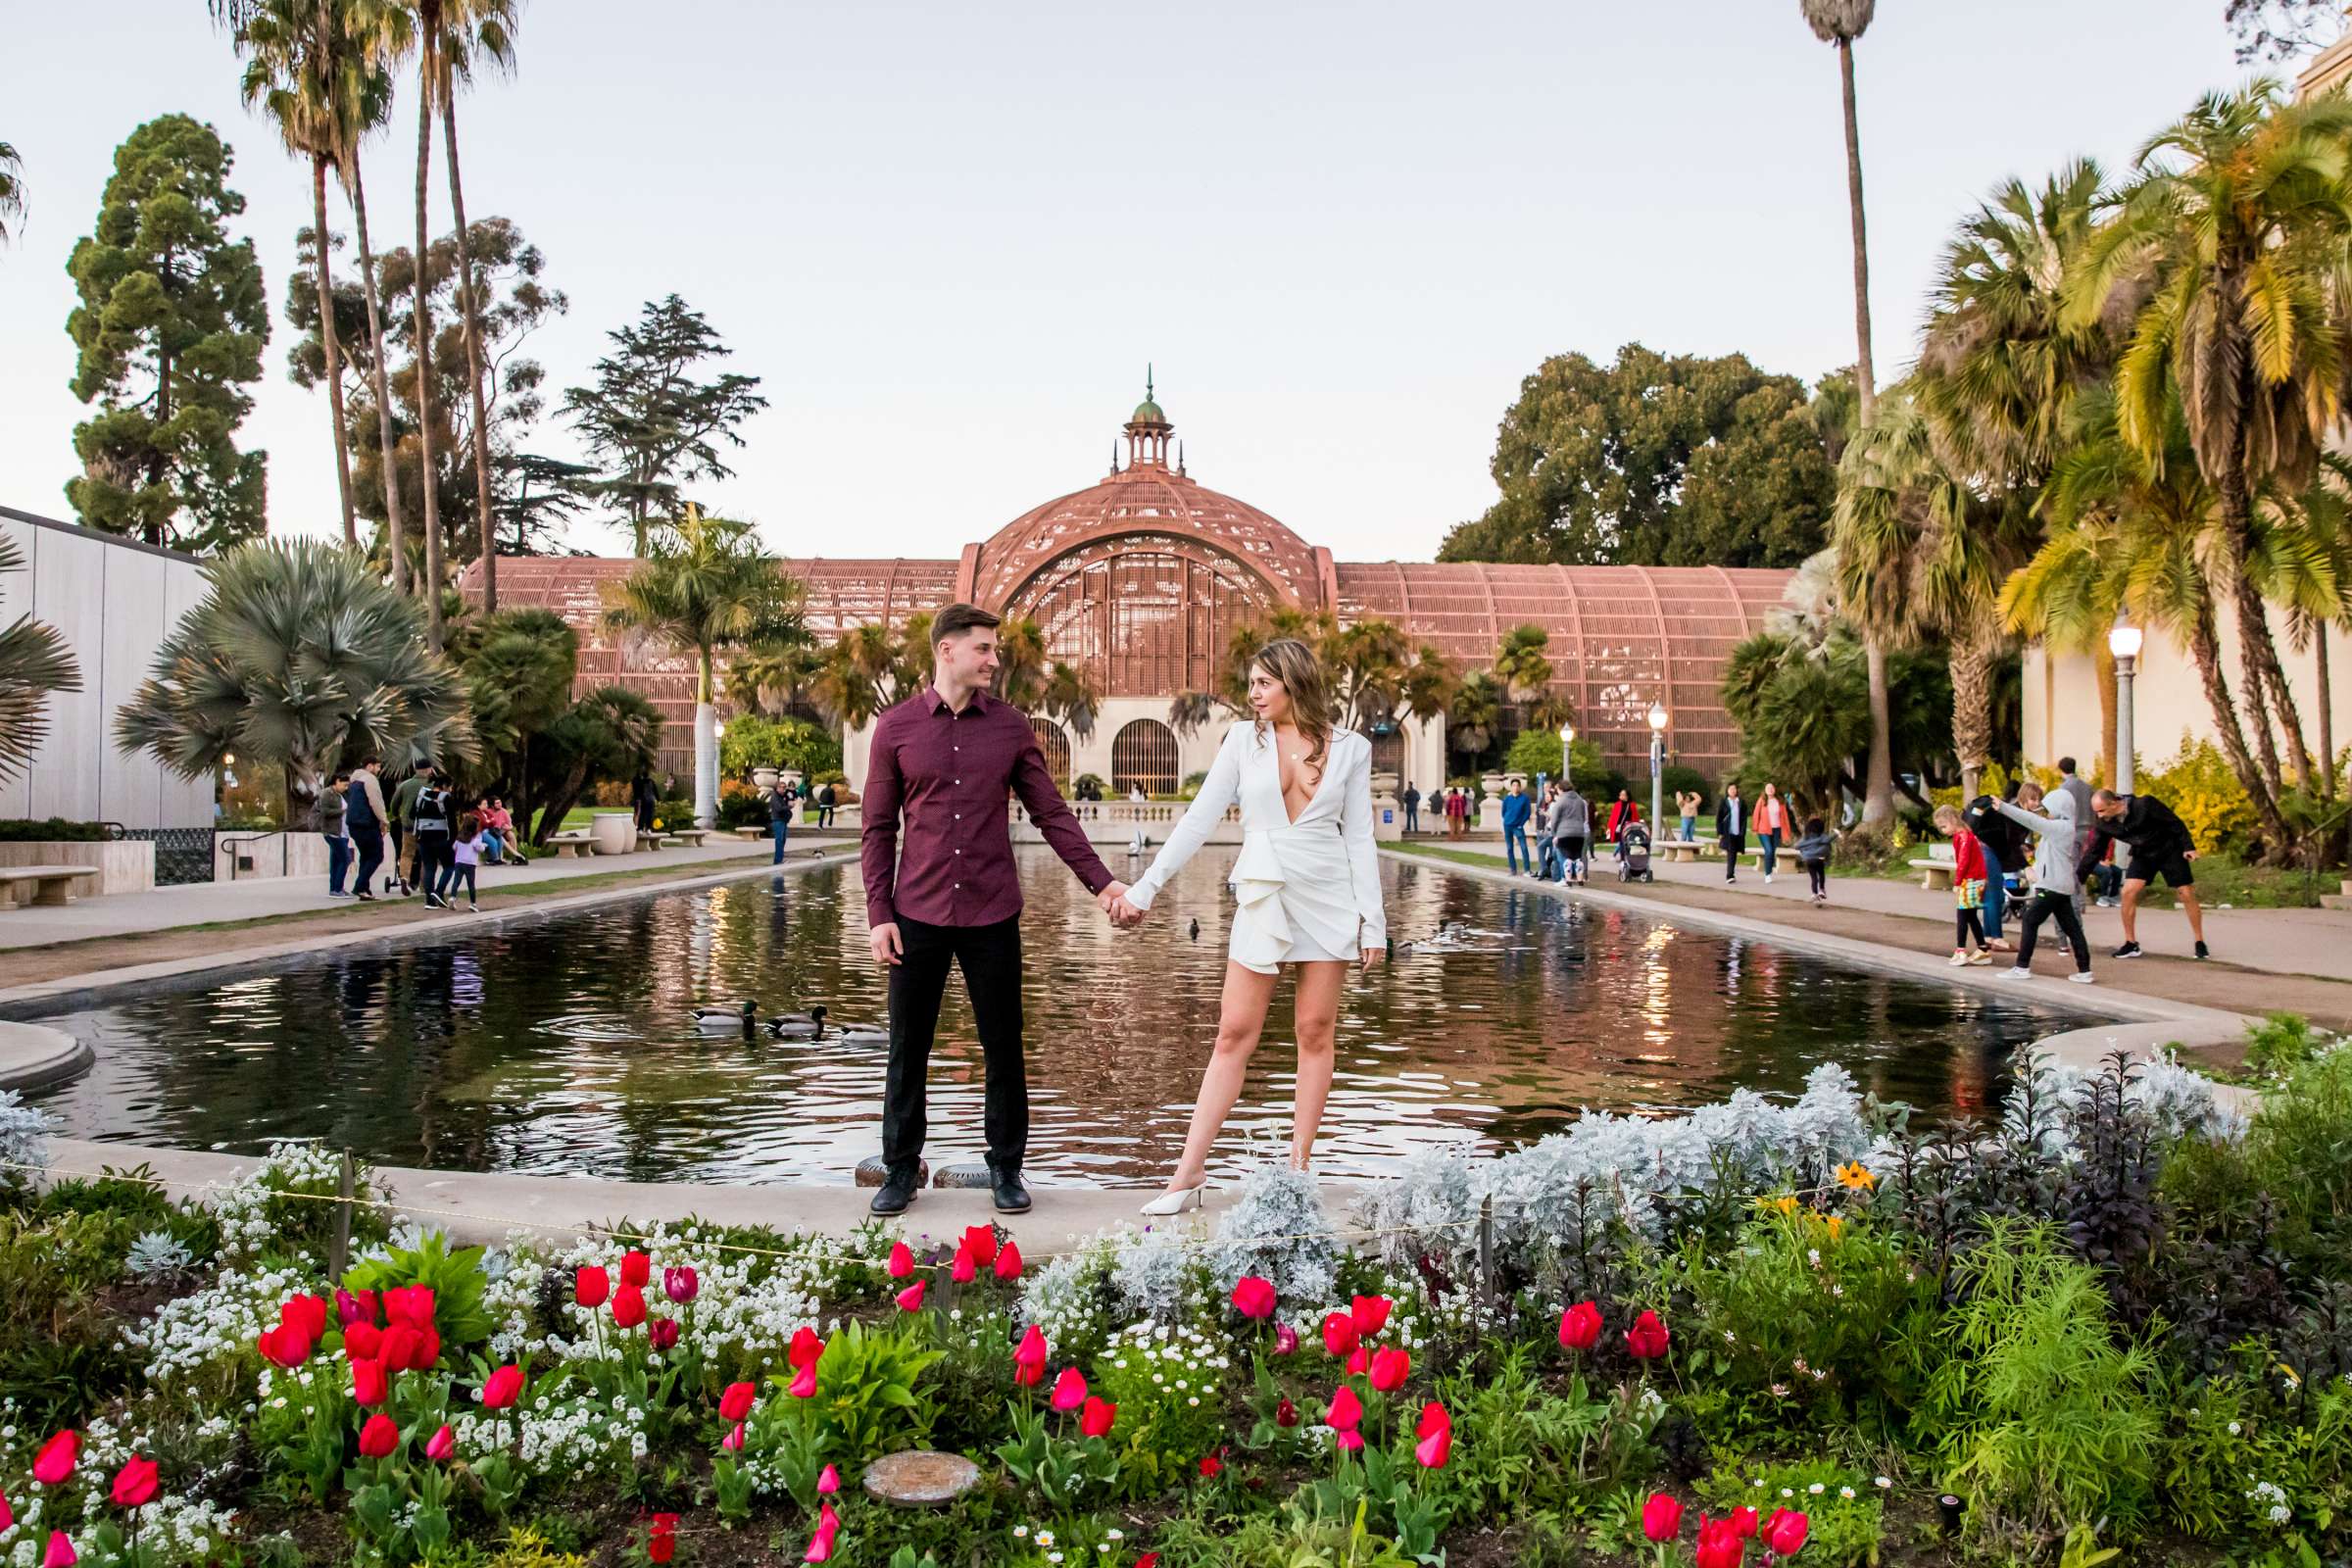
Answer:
(1476, 1194, 1494, 1319)
(328, 1149, 356, 1281)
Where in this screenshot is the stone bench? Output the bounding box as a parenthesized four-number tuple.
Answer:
(634, 830, 670, 852)
(0, 865, 101, 907)
(1657, 838, 1713, 862)
(731, 826, 767, 842)
(545, 831, 597, 858)
(1910, 846, 1958, 892)
(669, 828, 711, 848)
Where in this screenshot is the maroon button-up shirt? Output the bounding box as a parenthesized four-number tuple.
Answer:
(859, 685, 1114, 929)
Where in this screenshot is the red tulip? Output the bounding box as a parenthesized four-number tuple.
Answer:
(357, 1414, 400, 1458)
(1321, 1313, 1359, 1358)
(1336, 1429, 1365, 1452)
(377, 1326, 423, 1374)
(648, 1534, 675, 1565)
(1346, 1346, 1371, 1376)
(257, 1322, 312, 1369)
(787, 1325, 824, 1369)
(994, 1242, 1024, 1281)
(1136, 1557, 1159, 1568)
(1558, 1300, 1603, 1351)
(32, 1432, 79, 1486)
(663, 1265, 699, 1304)
(789, 1361, 818, 1399)
(382, 1285, 435, 1330)
(41, 1534, 74, 1568)
(1414, 1402, 1451, 1469)
(816, 1464, 840, 1495)
(1273, 1321, 1299, 1356)
(619, 1250, 652, 1289)
(1730, 1506, 1759, 1540)
(335, 1289, 378, 1327)
(280, 1294, 330, 1344)
(1349, 1296, 1393, 1338)
(1369, 1346, 1410, 1392)
(612, 1286, 648, 1330)
(1199, 1451, 1223, 1479)
(1275, 1396, 1298, 1428)
(1625, 1309, 1672, 1361)
(351, 1357, 389, 1407)
(424, 1424, 456, 1462)
(1642, 1493, 1685, 1543)
(109, 1456, 158, 1508)
(1, 1491, 14, 1533)
(886, 1242, 913, 1279)
(648, 1318, 680, 1353)
(721, 1421, 745, 1451)
(575, 1266, 611, 1309)
(1763, 1510, 1808, 1557)
(1327, 1385, 1363, 1432)
(1695, 1515, 1746, 1568)
(961, 1225, 999, 1267)
(1050, 1366, 1088, 1412)
(1078, 1396, 1117, 1438)
(718, 1381, 757, 1423)
(1012, 1324, 1048, 1385)
(951, 1247, 976, 1285)
(895, 1281, 926, 1312)
(481, 1364, 524, 1410)
(803, 1499, 839, 1562)
(341, 1320, 381, 1362)
(650, 1514, 678, 1536)
(1230, 1276, 1278, 1321)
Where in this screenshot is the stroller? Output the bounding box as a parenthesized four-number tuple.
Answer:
(1617, 822, 1654, 883)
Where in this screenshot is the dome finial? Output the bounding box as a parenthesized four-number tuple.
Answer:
(1147, 363, 1154, 402)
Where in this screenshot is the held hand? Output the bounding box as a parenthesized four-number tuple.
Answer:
(1113, 895, 1149, 927)
(1359, 946, 1384, 971)
(869, 921, 904, 967)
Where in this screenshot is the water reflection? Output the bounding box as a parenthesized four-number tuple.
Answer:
(30, 851, 2060, 1185)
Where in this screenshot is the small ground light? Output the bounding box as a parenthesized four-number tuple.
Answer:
(1937, 1494, 1965, 1536)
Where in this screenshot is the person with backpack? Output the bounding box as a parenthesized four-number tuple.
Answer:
(1795, 816, 1836, 906)
(345, 758, 390, 903)
(388, 760, 435, 896)
(768, 776, 799, 863)
(412, 769, 456, 911)
(817, 780, 838, 828)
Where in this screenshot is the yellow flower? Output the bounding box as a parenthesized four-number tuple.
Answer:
(1835, 1161, 1877, 1192)
(1825, 1215, 1843, 1242)
(1773, 1195, 1799, 1216)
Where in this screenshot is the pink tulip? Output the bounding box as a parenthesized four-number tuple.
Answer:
(663, 1265, 700, 1303)
(789, 1361, 818, 1399)
(895, 1280, 926, 1312)
(1051, 1365, 1088, 1412)
(1230, 1276, 1278, 1321)
(424, 1425, 456, 1462)
(817, 1464, 840, 1495)
(41, 1534, 74, 1568)
(1414, 1402, 1451, 1469)
(994, 1241, 1024, 1281)
(1012, 1325, 1048, 1387)
(886, 1242, 913, 1279)
(1336, 1430, 1365, 1452)
(1273, 1321, 1299, 1356)
(1346, 1346, 1371, 1376)
(721, 1421, 745, 1451)
(803, 1500, 840, 1563)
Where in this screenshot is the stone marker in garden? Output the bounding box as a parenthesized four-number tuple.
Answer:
(855, 1155, 929, 1189)
(862, 1449, 981, 1508)
(932, 1162, 994, 1189)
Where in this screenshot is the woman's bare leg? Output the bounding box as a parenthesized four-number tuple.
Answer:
(1288, 960, 1346, 1168)
(1162, 961, 1283, 1192)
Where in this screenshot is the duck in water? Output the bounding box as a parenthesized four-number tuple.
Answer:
(690, 1001, 758, 1035)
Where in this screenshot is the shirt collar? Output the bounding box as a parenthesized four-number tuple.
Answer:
(925, 684, 994, 717)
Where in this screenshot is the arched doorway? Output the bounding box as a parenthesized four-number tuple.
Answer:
(1029, 715, 1071, 784)
(1110, 718, 1179, 797)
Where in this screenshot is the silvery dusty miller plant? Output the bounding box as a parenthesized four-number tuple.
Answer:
(1206, 1162, 1340, 1307)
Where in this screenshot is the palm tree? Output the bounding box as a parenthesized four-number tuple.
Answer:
(1446, 670, 1503, 764)
(2070, 81, 2352, 807)
(425, 0, 515, 612)
(115, 539, 475, 828)
(392, 0, 449, 647)
(990, 612, 1050, 708)
(724, 636, 821, 718)
(809, 637, 882, 733)
(0, 140, 24, 246)
(1037, 662, 1102, 743)
(1799, 0, 1890, 826)
(0, 535, 80, 781)
(602, 507, 801, 825)
(1831, 389, 1941, 792)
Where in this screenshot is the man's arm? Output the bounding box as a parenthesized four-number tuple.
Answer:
(1010, 724, 1116, 897)
(859, 713, 906, 929)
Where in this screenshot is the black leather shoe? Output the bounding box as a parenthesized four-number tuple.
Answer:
(868, 1175, 917, 1215)
(989, 1164, 1032, 1214)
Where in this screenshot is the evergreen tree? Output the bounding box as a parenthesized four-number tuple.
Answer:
(562, 294, 767, 556)
(65, 115, 270, 552)
(0, 140, 24, 246)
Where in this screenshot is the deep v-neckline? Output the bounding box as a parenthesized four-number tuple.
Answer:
(1269, 728, 1330, 827)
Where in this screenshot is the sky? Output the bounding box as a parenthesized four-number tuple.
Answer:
(0, 0, 2260, 565)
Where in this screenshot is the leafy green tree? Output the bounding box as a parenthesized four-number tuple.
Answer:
(114, 539, 475, 829)
(492, 451, 596, 555)
(64, 115, 270, 552)
(0, 536, 80, 783)
(1, 139, 26, 247)
(603, 507, 802, 825)
(1439, 345, 1837, 567)
(451, 605, 574, 832)
(725, 636, 824, 719)
(524, 685, 661, 845)
(717, 712, 839, 779)
(562, 294, 768, 556)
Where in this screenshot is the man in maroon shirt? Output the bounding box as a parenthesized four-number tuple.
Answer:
(860, 602, 1128, 1215)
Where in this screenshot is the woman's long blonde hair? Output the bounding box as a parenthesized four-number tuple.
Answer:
(1250, 637, 1336, 784)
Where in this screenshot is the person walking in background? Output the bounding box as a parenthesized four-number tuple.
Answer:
(320, 769, 353, 899)
(1996, 782, 2094, 984)
(1795, 815, 1835, 906)
(816, 780, 838, 828)
(632, 769, 660, 833)
(1446, 785, 1469, 840)
(1401, 781, 1421, 835)
(1753, 782, 1789, 883)
(1499, 777, 1533, 875)
(1606, 788, 1636, 844)
(1536, 783, 1561, 880)
(1552, 781, 1592, 886)
(1715, 782, 1747, 883)
(346, 758, 389, 903)
(2057, 757, 2096, 916)
(1675, 788, 1701, 846)
(388, 760, 433, 896)
(2088, 787, 2211, 959)
(768, 774, 798, 863)
(1935, 805, 1993, 965)
(1962, 788, 2023, 954)
(412, 770, 455, 911)
(439, 810, 485, 912)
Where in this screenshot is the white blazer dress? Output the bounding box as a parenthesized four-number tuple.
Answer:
(1125, 721, 1388, 972)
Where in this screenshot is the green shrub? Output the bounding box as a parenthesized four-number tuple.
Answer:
(2243, 1011, 2332, 1078)
(2159, 1366, 2349, 1553)
(0, 1208, 147, 1427)
(717, 713, 840, 780)
(2242, 1044, 2352, 1269)
(0, 817, 111, 841)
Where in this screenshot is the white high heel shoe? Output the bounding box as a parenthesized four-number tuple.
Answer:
(1139, 1181, 1207, 1216)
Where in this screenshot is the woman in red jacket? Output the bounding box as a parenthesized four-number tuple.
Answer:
(1605, 789, 1637, 843)
(1936, 805, 1993, 965)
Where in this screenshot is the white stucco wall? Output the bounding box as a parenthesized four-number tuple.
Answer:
(0, 508, 215, 829)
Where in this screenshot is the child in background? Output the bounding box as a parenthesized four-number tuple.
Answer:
(1795, 816, 1836, 906)
(1935, 805, 1993, 966)
(446, 810, 486, 912)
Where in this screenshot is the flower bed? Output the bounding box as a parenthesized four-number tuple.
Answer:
(0, 1028, 2348, 1568)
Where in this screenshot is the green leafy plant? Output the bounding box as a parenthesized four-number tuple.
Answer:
(346, 1232, 495, 1349)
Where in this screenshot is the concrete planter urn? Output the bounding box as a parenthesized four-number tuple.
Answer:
(1477, 772, 1506, 831)
(751, 766, 779, 793)
(589, 811, 637, 855)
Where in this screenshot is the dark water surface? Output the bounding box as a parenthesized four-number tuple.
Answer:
(30, 851, 2066, 1185)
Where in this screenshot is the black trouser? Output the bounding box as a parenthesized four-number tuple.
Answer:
(2017, 889, 2089, 973)
(1955, 907, 1985, 949)
(1805, 860, 1827, 898)
(414, 832, 451, 902)
(1721, 832, 1745, 879)
(351, 826, 384, 896)
(883, 913, 1026, 1180)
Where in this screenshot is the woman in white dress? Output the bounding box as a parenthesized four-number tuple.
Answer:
(1108, 638, 1387, 1214)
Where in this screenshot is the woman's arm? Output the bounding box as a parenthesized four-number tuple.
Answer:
(1340, 738, 1387, 950)
(1125, 726, 1245, 910)
(1993, 800, 2064, 837)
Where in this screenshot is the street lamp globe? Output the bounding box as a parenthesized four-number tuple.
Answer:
(2107, 622, 2142, 662)
(1647, 702, 1669, 732)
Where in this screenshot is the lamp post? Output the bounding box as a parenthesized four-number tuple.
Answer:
(1559, 722, 1576, 789)
(1647, 702, 1669, 835)
(2108, 620, 2142, 794)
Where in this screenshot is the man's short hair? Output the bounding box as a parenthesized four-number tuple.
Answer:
(360, 755, 380, 768)
(932, 603, 1001, 645)
(2092, 788, 2122, 807)
(332, 769, 351, 782)
(2058, 756, 2078, 774)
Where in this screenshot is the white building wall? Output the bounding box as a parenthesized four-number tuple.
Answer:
(0, 508, 215, 829)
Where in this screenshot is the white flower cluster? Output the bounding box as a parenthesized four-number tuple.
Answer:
(123, 1261, 316, 1389)
(59, 1410, 240, 1568)
(1104, 1319, 1231, 1408)
(452, 1379, 650, 1477)
(0, 1091, 52, 1178)
(2247, 1479, 2294, 1528)
(1205, 1163, 1341, 1308)
(1020, 1236, 1116, 1355)
(208, 1142, 371, 1264)
(1359, 1064, 1875, 1274)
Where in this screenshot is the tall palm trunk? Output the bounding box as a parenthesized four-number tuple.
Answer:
(2094, 643, 2117, 789)
(441, 80, 498, 613)
(412, 32, 446, 652)
(2188, 592, 2293, 849)
(2319, 622, 2335, 804)
(1835, 31, 1893, 827)
(311, 154, 357, 548)
(345, 155, 408, 592)
(2218, 473, 2288, 803)
(2238, 571, 2315, 788)
(1950, 619, 1993, 802)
